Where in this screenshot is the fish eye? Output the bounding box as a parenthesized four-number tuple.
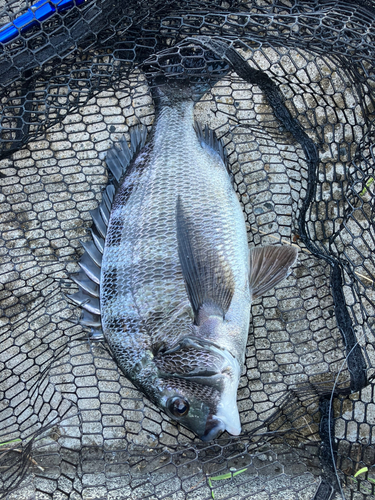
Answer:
(168, 397, 190, 417)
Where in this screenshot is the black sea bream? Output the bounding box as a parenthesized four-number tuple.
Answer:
(69, 79, 298, 441)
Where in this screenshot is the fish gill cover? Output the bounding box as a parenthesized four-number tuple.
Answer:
(0, 0, 374, 499)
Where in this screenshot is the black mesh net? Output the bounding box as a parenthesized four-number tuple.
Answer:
(0, 1, 375, 499)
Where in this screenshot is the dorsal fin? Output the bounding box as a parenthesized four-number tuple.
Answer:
(106, 125, 148, 185)
(67, 125, 148, 340)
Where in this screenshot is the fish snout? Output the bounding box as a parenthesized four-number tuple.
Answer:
(200, 413, 241, 441)
(201, 417, 226, 441)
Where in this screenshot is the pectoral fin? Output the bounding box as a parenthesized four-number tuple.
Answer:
(249, 245, 298, 299)
(176, 197, 235, 323)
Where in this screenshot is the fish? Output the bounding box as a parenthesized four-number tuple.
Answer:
(68, 66, 298, 441)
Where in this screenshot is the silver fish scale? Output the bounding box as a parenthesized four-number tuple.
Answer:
(154, 346, 225, 375)
(162, 376, 221, 407)
(101, 101, 251, 375)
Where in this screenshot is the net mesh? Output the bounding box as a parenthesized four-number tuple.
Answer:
(0, 1, 374, 499)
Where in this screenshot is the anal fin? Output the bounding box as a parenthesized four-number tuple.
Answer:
(249, 245, 298, 299)
(194, 121, 227, 165)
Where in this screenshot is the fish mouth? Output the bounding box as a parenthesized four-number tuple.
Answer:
(158, 337, 242, 441)
(201, 417, 226, 441)
(199, 347, 242, 441)
(201, 414, 241, 441)
(200, 391, 242, 441)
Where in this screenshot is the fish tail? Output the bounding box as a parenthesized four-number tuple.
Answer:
(141, 40, 230, 104)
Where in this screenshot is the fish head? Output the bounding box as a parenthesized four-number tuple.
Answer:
(155, 339, 241, 441)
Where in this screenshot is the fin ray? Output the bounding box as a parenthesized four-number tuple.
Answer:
(102, 188, 112, 212)
(176, 197, 234, 322)
(106, 184, 115, 203)
(89, 228, 104, 254)
(79, 253, 101, 285)
(249, 245, 298, 299)
(79, 309, 101, 328)
(80, 240, 102, 267)
(194, 121, 233, 181)
(67, 289, 101, 316)
(194, 121, 228, 164)
(90, 207, 107, 239)
(99, 202, 110, 226)
(71, 272, 99, 297)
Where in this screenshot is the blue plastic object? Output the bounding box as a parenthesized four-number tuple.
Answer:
(0, 0, 86, 44)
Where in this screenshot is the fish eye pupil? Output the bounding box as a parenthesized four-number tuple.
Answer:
(169, 397, 189, 417)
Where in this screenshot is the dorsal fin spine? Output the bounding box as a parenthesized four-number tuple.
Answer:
(67, 125, 148, 339)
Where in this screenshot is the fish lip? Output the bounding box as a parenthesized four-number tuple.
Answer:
(210, 351, 242, 438)
(200, 415, 241, 441)
(200, 417, 226, 441)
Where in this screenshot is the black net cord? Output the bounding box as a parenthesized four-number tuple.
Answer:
(313, 479, 336, 500)
(316, 395, 338, 500)
(0, 0, 117, 87)
(331, 263, 367, 392)
(1, 69, 34, 162)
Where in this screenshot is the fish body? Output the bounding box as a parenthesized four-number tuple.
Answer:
(102, 97, 250, 439)
(69, 81, 298, 441)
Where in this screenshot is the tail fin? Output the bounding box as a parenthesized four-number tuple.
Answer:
(141, 40, 230, 105)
